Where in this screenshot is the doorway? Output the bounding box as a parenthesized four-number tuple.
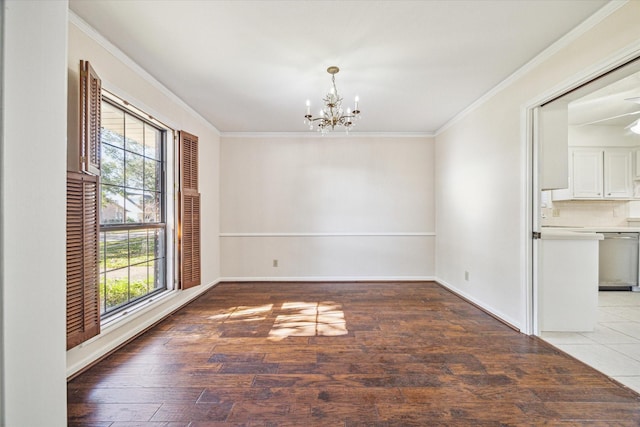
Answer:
(531, 55, 640, 393)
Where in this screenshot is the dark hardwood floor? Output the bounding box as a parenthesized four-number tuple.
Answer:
(68, 281, 640, 426)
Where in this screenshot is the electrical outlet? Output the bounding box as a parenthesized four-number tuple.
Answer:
(464, 271, 469, 281)
(552, 208, 560, 217)
(273, 259, 278, 268)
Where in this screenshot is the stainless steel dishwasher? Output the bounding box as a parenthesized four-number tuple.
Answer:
(599, 232, 639, 290)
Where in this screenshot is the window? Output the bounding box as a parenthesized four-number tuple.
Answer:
(99, 98, 167, 317)
(68, 60, 199, 349)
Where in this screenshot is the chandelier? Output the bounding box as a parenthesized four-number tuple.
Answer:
(304, 66, 361, 134)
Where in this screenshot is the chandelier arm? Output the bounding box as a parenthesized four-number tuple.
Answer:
(308, 117, 329, 123)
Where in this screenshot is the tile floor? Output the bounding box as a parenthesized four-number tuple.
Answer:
(541, 291, 640, 393)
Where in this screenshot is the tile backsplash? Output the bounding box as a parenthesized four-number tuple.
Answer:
(541, 196, 640, 227)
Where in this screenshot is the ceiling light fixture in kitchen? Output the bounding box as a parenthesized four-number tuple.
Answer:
(627, 98, 640, 134)
(304, 66, 361, 135)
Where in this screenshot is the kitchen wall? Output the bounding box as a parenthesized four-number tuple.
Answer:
(435, 1, 640, 331)
(569, 124, 639, 148)
(542, 198, 640, 227)
(540, 123, 640, 227)
(220, 135, 435, 280)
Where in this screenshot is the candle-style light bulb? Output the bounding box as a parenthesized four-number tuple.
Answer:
(305, 100, 311, 116)
(354, 96, 359, 111)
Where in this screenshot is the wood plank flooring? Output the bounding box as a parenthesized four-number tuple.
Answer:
(68, 281, 640, 426)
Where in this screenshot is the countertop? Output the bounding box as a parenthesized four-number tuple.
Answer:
(540, 225, 640, 240)
(540, 228, 604, 240)
(542, 226, 640, 233)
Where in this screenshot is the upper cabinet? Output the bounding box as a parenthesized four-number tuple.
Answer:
(536, 101, 569, 191)
(571, 149, 603, 198)
(604, 149, 633, 198)
(553, 147, 632, 200)
(634, 149, 640, 181)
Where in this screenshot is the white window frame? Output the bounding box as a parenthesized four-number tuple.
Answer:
(99, 89, 177, 323)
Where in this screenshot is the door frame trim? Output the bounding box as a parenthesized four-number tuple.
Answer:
(523, 42, 640, 335)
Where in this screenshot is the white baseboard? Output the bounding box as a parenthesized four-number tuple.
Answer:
(67, 276, 522, 377)
(434, 277, 523, 332)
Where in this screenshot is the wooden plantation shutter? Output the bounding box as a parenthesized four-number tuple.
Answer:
(67, 59, 102, 349)
(67, 171, 100, 349)
(179, 131, 201, 289)
(80, 60, 102, 176)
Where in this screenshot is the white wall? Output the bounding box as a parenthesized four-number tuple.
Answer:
(435, 1, 640, 330)
(1, 1, 5, 420)
(569, 124, 640, 147)
(220, 135, 435, 279)
(65, 16, 221, 376)
(1, 1, 68, 425)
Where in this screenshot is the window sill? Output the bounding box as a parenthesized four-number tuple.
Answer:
(67, 281, 218, 378)
(100, 288, 177, 332)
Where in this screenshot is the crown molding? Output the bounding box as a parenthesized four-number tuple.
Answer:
(220, 131, 435, 139)
(68, 10, 221, 136)
(435, 0, 629, 136)
(69, 10, 432, 139)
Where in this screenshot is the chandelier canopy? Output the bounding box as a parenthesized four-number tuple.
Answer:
(304, 66, 361, 134)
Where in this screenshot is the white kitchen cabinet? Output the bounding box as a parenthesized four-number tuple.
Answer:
(604, 149, 633, 198)
(539, 230, 602, 332)
(536, 102, 568, 191)
(634, 149, 640, 180)
(572, 149, 603, 198)
(553, 147, 632, 200)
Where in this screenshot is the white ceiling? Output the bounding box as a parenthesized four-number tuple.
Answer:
(69, 0, 609, 134)
(569, 70, 640, 128)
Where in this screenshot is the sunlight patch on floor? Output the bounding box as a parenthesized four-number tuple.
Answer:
(268, 301, 348, 341)
(209, 304, 274, 322)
